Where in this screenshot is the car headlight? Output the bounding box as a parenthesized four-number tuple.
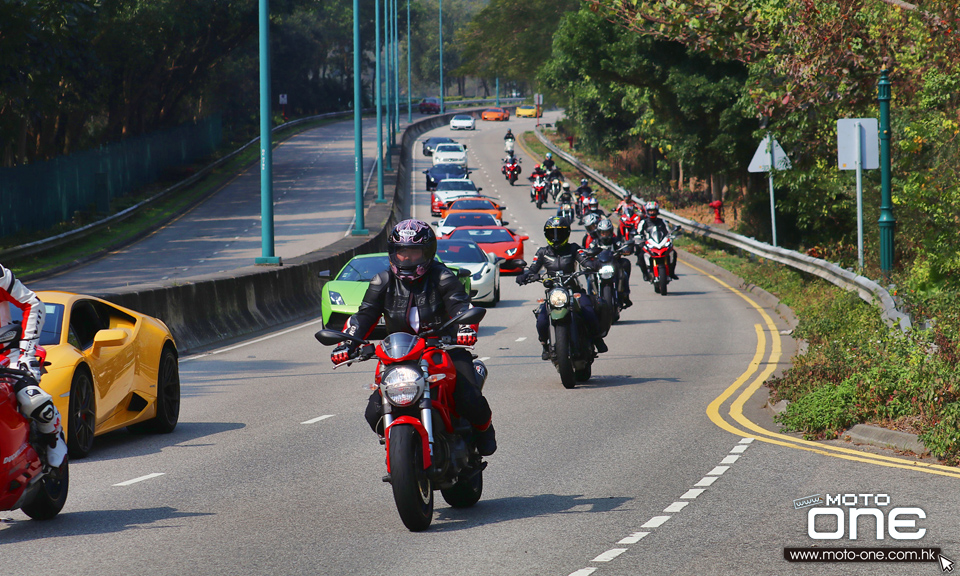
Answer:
(381, 366, 424, 407)
(329, 291, 346, 306)
(548, 288, 568, 308)
(506, 247, 518, 256)
(599, 265, 616, 280)
(472, 266, 486, 280)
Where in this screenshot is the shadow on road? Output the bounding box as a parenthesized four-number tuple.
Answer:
(613, 318, 681, 326)
(0, 507, 214, 543)
(575, 374, 681, 389)
(433, 493, 632, 531)
(73, 421, 246, 463)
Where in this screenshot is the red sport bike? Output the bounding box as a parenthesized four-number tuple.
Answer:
(503, 160, 521, 185)
(0, 325, 68, 521)
(315, 307, 488, 532)
(531, 176, 548, 209)
(641, 222, 680, 296)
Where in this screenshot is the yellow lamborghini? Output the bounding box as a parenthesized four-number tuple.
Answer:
(20, 292, 180, 458)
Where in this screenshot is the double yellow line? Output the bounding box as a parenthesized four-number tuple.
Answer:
(690, 260, 960, 480)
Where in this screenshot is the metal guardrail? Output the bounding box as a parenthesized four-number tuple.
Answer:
(533, 127, 912, 331)
(1, 97, 524, 263)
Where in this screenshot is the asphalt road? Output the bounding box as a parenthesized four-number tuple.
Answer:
(31, 115, 414, 293)
(4, 113, 959, 576)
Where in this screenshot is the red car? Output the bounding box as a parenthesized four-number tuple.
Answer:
(444, 226, 528, 272)
(418, 98, 441, 114)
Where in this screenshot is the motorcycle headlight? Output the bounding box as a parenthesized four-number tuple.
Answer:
(599, 265, 616, 280)
(506, 247, 518, 256)
(329, 291, 345, 306)
(548, 288, 568, 308)
(380, 366, 424, 407)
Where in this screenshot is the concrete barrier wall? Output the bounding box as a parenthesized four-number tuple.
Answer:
(96, 106, 517, 354)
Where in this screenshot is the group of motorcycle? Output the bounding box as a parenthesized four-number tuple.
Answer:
(311, 129, 681, 533)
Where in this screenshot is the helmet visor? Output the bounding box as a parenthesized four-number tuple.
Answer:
(545, 226, 570, 245)
(392, 246, 430, 269)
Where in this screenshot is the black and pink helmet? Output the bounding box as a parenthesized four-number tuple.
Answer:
(388, 219, 437, 281)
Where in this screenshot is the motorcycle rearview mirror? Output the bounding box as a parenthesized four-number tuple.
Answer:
(502, 259, 526, 271)
(315, 329, 368, 347)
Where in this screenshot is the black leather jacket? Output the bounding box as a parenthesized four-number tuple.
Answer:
(639, 217, 670, 240)
(575, 185, 592, 198)
(557, 191, 574, 205)
(543, 159, 556, 172)
(346, 264, 471, 340)
(524, 243, 596, 289)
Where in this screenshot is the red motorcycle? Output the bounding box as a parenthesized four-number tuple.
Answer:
(641, 222, 679, 296)
(531, 176, 547, 209)
(315, 307, 488, 532)
(0, 326, 68, 521)
(503, 160, 521, 185)
(618, 206, 641, 241)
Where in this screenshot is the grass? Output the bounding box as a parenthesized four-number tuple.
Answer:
(6, 115, 348, 279)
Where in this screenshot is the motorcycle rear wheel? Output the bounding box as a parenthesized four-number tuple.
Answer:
(575, 363, 592, 382)
(21, 459, 69, 520)
(389, 424, 434, 531)
(441, 465, 483, 508)
(554, 324, 576, 389)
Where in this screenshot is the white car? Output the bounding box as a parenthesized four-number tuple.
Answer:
(449, 115, 476, 130)
(430, 178, 482, 216)
(435, 212, 501, 237)
(432, 143, 468, 167)
(437, 239, 501, 304)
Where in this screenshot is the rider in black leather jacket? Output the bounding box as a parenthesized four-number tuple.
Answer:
(591, 217, 633, 309)
(333, 219, 497, 455)
(517, 217, 607, 360)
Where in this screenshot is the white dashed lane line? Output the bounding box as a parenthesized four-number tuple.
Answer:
(567, 438, 755, 576)
(113, 473, 165, 487)
(301, 414, 335, 425)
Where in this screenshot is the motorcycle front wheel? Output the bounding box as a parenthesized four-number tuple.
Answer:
(656, 264, 669, 296)
(389, 424, 434, 531)
(553, 324, 576, 389)
(537, 196, 544, 209)
(21, 459, 69, 520)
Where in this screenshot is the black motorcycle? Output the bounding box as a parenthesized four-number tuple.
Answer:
(587, 240, 635, 333)
(523, 269, 595, 389)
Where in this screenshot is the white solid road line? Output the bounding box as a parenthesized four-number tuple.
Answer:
(301, 415, 335, 425)
(113, 473, 165, 487)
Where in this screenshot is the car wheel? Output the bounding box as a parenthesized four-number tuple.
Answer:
(129, 345, 180, 434)
(492, 285, 500, 305)
(67, 368, 96, 458)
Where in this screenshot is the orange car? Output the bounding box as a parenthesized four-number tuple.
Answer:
(481, 107, 510, 121)
(440, 197, 504, 221)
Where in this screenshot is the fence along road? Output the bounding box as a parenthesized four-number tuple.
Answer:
(29, 115, 409, 294)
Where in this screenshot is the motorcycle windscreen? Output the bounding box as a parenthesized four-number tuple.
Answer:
(379, 332, 421, 360)
(647, 222, 670, 243)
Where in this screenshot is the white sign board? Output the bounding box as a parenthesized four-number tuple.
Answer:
(748, 135, 791, 173)
(279, 94, 288, 105)
(837, 118, 879, 170)
(534, 93, 543, 105)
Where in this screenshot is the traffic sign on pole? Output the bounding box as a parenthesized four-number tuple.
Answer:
(837, 118, 879, 269)
(748, 134, 791, 247)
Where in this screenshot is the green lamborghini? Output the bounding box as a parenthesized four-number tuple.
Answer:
(321, 252, 471, 331)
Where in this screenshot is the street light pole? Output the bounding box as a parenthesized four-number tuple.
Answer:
(439, 0, 444, 114)
(256, 0, 281, 264)
(375, 0, 385, 201)
(393, 0, 399, 137)
(351, 0, 368, 233)
(407, 0, 412, 123)
(878, 68, 896, 276)
(382, 0, 392, 171)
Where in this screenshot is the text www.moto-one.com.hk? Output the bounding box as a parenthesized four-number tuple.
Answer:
(784, 547, 941, 563)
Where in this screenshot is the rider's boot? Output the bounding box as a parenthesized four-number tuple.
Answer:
(540, 341, 550, 361)
(593, 337, 608, 354)
(474, 420, 497, 456)
(16, 381, 67, 468)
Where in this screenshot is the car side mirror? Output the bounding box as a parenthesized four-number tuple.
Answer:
(498, 205, 507, 210)
(501, 221, 509, 226)
(93, 329, 128, 349)
(432, 222, 440, 227)
(520, 235, 530, 241)
(477, 187, 482, 192)
(457, 268, 471, 278)
(318, 270, 331, 278)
